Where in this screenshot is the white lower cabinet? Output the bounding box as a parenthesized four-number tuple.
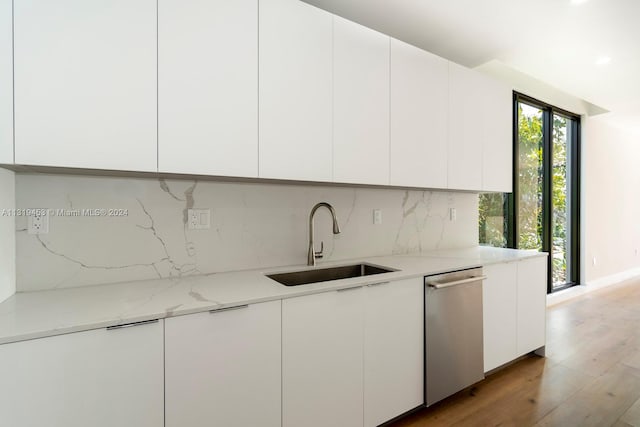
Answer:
(483, 256, 547, 372)
(364, 278, 424, 427)
(283, 278, 424, 427)
(282, 287, 364, 427)
(0, 320, 164, 427)
(165, 301, 281, 427)
(483, 262, 518, 372)
(517, 256, 547, 355)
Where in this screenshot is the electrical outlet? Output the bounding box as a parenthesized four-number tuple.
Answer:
(28, 210, 49, 235)
(187, 209, 211, 230)
(592, 257, 597, 266)
(373, 209, 382, 225)
(449, 208, 457, 222)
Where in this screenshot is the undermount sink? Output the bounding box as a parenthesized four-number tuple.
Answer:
(266, 263, 396, 286)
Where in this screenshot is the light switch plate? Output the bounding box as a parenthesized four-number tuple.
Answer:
(373, 209, 382, 225)
(188, 209, 211, 230)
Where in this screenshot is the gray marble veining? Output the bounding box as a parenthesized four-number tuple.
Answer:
(0, 248, 546, 345)
(15, 174, 479, 291)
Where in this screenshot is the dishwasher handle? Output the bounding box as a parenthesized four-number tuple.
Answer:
(426, 275, 487, 289)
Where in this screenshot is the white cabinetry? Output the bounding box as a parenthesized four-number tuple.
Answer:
(333, 17, 390, 185)
(481, 76, 513, 192)
(0, 320, 164, 427)
(282, 287, 364, 427)
(448, 62, 484, 191)
(517, 256, 547, 355)
(158, 0, 257, 177)
(483, 256, 547, 372)
(0, 0, 11, 164)
(448, 62, 512, 191)
(259, 0, 333, 181)
(283, 278, 423, 427)
(390, 39, 448, 189)
(482, 262, 518, 372)
(364, 278, 424, 427)
(165, 301, 281, 427)
(14, 0, 157, 171)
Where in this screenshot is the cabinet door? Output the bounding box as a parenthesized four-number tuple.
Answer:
(517, 256, 547, 355)
(447, 62, 483, 191)
(165, 301, 281, 427)
(364, 279, 424, 427)
(14, 0, 156, 171)
(482, 76, 512, 192)
(259, 0, 332, 181)
(0, 321, 163, 427)
(282, 288, 364, 427)
(333, 17, 390, 185)
(0, 0, 11, 164)
(158, 0, 257, 177)
(482, 262, 518, 372)
(390, 38, 448, 189)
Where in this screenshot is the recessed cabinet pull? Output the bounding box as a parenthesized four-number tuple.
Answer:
(336, 286, 362, 293)
(209, 304, 249, 314)
(367, 281, 390, 287)
(107, 319, 159, 331)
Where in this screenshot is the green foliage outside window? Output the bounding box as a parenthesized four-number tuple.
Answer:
(479, 104, 569, 287)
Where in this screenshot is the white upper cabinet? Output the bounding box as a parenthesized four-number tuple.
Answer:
(333, 16, 390, 185)
(390, 39, 448, 189)
(158, 0, 258, 177)
(0, 321, 164, 427)
(259, 0, 333, 181)
(0, 0, 12, 164)
(13, 0, 157, 171)
(482, 76, 513, 192)
(448, 61, 513, 192)
(447, 62, 484, 191)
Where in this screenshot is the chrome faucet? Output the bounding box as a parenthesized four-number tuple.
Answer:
(307, 202, 341, 266)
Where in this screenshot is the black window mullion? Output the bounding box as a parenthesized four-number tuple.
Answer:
(507, 92, 518, 249)
(542, 108, 553, 294)
(570, 118, 581, 286)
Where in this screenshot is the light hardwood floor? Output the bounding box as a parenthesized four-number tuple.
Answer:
(391, 279, 640, 427)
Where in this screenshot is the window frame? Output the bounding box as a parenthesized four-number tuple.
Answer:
(507, 92, 581, 294)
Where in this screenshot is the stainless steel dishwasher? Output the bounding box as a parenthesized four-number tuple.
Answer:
(425, 267, 486, 406)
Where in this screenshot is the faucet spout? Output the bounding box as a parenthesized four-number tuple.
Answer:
(308, 202, 341, 266)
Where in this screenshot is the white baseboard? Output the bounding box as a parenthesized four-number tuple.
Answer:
(547, 267, 640, 307)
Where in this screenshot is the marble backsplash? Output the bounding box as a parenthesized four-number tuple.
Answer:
(15, 174, 479, 291)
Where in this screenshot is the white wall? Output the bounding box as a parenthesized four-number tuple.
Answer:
(15, 174, 479, 291)
(0, 167, 15, 302)
(583, 116, 640, 283)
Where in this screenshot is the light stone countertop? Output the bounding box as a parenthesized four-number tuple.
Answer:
(0, 246, 546, 345)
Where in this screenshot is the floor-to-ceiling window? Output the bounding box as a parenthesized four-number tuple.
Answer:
(479, 93, 580, 293)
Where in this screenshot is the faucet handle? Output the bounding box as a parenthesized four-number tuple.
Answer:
(315, 241, 324, 259)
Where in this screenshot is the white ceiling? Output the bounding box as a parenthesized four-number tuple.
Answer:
(303, 0, 640, 133)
